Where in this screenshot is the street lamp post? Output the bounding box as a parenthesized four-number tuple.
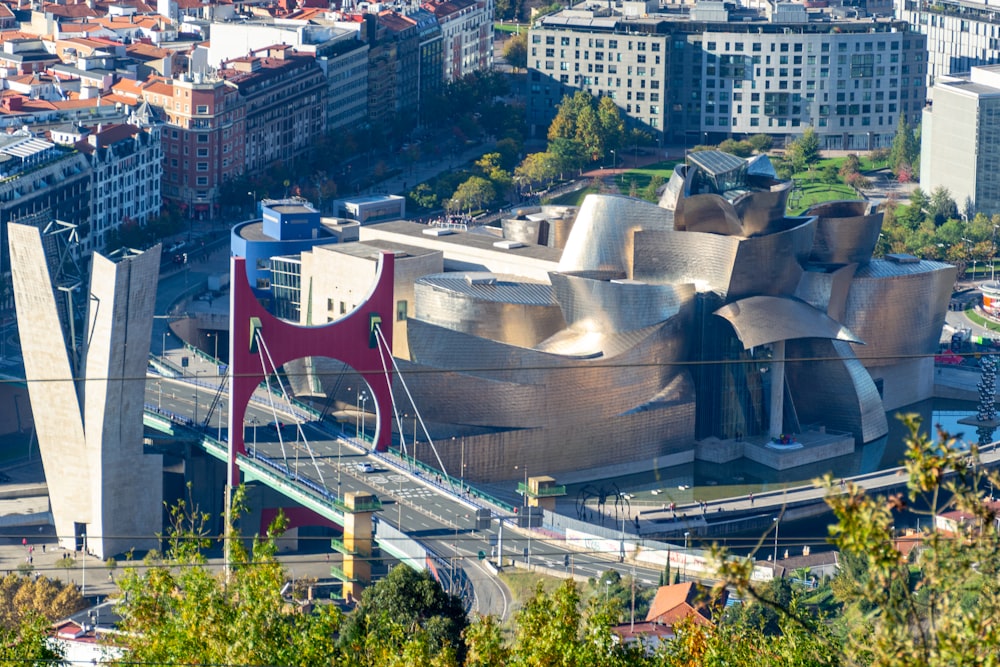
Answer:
(249, 416, 258, 458)
(515, 464, 530, 566)
(208, 332, 219, 361)
(683, 531, 690, 581)
(360, 392, 368, 445)
(773, 517, 780, 569)
(194, 370, 204, 428)
(162, 331, 170, 359)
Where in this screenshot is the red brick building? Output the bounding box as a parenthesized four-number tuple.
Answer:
(137, 74, 245, 219)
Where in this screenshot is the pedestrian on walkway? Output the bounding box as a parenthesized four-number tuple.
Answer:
(749, 492, 754, 506)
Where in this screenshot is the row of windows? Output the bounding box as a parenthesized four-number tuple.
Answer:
(705, 39, 910, 53)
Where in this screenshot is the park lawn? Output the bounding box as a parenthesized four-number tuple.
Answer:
(499, 570, 565, 605)
(619, 160, 678, 189)
(965, 308, 1000, 333)
(788, 181, 860, 214)
(494, 22, 524, 34)
(545, 184, 601, 206)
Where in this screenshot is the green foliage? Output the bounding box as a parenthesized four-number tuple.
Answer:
(748, 133, 774, 153)
(786, 128, 821, 171)
(502, 32, 527, 70)
(514, 151, 560, 191)
(339, 564, 468, 665)
(717, 138, 755, 157)
(449, 176, 496, 213)
(409, 182, 439, 211)
(890, 116, 920, 178)
(642, 174, 665, 203)
(0, 612, 64, 665)
(714, 415, 1000, 667)
(112, 485, 342, 667)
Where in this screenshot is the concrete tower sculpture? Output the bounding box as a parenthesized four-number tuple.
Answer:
(9, 223, 162, 559)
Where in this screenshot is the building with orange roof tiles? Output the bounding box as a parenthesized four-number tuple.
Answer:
(217, 45, 325, 175)
(137, 71, 244, 219)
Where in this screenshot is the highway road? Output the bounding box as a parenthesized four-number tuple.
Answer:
(144, 373, 666, 617)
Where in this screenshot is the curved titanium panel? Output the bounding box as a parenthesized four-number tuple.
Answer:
(785, 338, 889, 444)
(794, 263, 860, 322)
(558, 194, 673, 276)
(413, 274, 566, 349)
(675, 193, 743, 235)
(658, 168, 687, 212)
(732, 179, 794, 236)
(633, 217, 815, 301)
(406, 310, 693, 428)
(842, 259, 957, 368)
(548, 271, 696, 333)
(502, 218, 545, 246)
(714, 295, 863, 349)
(804, 200, 882, 266)
(632, 228, 739, 294)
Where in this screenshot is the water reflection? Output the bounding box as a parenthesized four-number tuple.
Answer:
(563, 398, 979, 507)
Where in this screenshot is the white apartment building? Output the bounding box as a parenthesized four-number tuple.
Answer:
(67, 113, 162, 253)
(528, 0, 927, 149)
(922, 65, 1000, 216)
(423, 0, 494, 82)
(896, 0, 1000, 86)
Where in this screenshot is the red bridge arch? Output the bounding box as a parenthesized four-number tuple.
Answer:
(226, 253, 396, 484)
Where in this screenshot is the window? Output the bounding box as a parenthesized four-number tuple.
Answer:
(196, 176, 208, 186)
(396, 300, 407, 321)
(196, 105, 208, 114)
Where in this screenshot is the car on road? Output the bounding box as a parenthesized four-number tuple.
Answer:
(356, 462, 375, 473)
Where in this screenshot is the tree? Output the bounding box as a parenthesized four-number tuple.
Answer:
(0, 572, 84, 629)
(643, 174, 666, 203)
(514, 151, 560, 192)
(112, 486, 342, 667)
(928, 186, 959, 225)
(748, 133, 774, 154)
(597, 96, 625, 156)
(339, 564, 468, 665)
(0, 613, 64, 665)
(574, 103, 603, 162)
(502, 32, 528, 71)
(714, 415, 1000, 666)
(717, 139, 754, 157)
(890, 115, 919, 178)
(547, 92, 591, 142)
(786, 128, 820, 172)
(451, 176, 496, 212)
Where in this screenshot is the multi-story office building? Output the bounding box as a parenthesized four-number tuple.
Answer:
(367, 8, 443, 131)
(53, 113, 163, 253)
(218, 45, 327, 175)
(136, 73, 245, 219)
(207, 18, 369, 133)
(922, 65, 1000, 216)
(423, 0, 494, 82)
(896, 0, 1000, 86)
(317, 36, 369, 133)
(0, 131, 91, 306)
(528, 1, 927, 149)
